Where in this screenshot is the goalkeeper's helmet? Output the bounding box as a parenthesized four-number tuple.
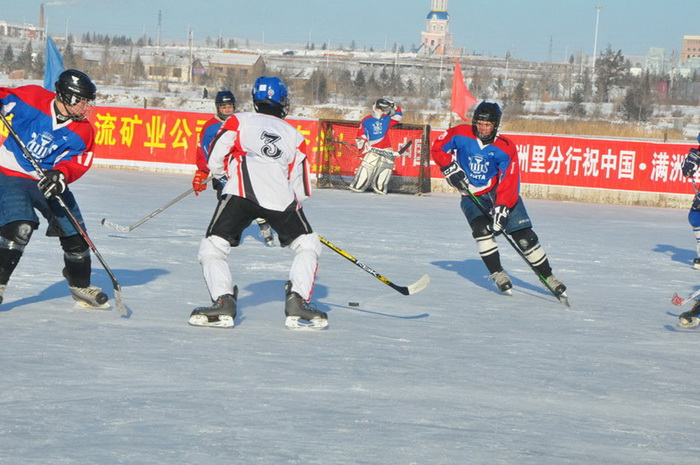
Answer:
(214, 90, 236, 120)
(373, 98, 395, 115)
(55, 69, 96, 121)
(252, 76, 289, 118)
(472, 101, 502, 144)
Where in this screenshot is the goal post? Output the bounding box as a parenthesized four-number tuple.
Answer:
(316, 119, 432, 195)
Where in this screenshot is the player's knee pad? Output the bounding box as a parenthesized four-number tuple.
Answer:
(470, 216, 491, 239)
(0, 221, 38, 252)
(289, 232, 322, 258)
(511, 228, 538, 251)
(198, 235, 231, 264)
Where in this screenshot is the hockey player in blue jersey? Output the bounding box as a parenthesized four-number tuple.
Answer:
(678, 134, 700, 328)
(191, 90, 275, 246)
(0, 69, 108, 309)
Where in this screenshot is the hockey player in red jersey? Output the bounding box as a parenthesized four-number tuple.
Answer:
(189, 76, 327, 329)
(0, 69, 108, 308)
(431, 101, 566, 299)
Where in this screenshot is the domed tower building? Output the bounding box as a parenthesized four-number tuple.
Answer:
(419, 0, 456, 55)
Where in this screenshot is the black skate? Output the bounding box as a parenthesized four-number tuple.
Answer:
(284, 281, 328, 330)
(0, 283, 5, 305)
(189, 288, 238, 328)
(693, 258, 700, 270)
(69, 285, 110, 309)
(679, 301, 700, 329)
(489, 270, 513, 295)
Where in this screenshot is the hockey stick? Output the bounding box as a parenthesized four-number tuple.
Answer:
(458, 182, 569, 307)
(328, 139, 413, 158)
(318, 235, 430, 296)
(101, 177, 212, 232)
(672, 289, 700, 306)
(0, 112, 127, 315)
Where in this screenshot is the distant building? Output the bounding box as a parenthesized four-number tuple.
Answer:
(418, 0, 462, 56)
(0, 20, 43, 40)
(645, 47, 666, 74)
(681, 35, 700, 63)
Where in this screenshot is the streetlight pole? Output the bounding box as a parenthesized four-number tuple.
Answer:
(592, 5, 602, 73)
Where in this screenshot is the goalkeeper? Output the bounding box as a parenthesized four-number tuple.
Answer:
(349, 98, 402, 195)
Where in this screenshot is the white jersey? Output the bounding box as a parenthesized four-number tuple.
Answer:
(208, 112, 311, 212)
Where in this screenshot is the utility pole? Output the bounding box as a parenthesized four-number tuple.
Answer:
(592, 5, 602, 73)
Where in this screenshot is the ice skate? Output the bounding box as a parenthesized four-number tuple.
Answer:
(0, 283, 5, 305)
(189, 288, 238, 328)
(259, 222, 275, 247)
(69, 285, 110, 309)
(679, 302, 700, 329)
(544, 275, 567, 297)
(489, 270, 512, 295)
(284, 281, 328, 330)
(693, 258, 700, 270)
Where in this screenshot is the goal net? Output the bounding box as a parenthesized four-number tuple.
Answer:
(316, 119, 432, 195)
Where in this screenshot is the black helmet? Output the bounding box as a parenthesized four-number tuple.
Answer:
(214, 90, 236, 120)
(55, 69, 96, 106)
(472, 101, 502, 144)
(373, 98, 395, 114)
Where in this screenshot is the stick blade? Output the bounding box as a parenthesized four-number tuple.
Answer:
(111, 283, 128, 315)
(406, 274, 430, 295)
(101, 218, 131, 233)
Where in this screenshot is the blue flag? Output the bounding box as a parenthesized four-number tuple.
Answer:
(44, 36, 65, 91)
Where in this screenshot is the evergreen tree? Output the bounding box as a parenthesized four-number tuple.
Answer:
(2, 45, 14, 72)
(594, 45, 627, 103)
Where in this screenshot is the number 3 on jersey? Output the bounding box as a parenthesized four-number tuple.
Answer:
(260, 131, 282, 159)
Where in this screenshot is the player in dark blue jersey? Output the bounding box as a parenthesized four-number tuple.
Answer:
(191, 90, 275, 246)
(0, 69, 108, 308)
(431, 101, 566, 297)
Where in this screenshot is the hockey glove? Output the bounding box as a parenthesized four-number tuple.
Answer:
(38, 170, 66, 200)
(682, 148, 700, 177)
(491, 205, 509, 235)
(440, 162, 468, 191)
(192, 170, 209, 196)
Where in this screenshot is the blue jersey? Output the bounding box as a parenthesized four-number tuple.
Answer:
(431, 124, 520, 208)
(355, 106, 403, 150)
(0, 85, 95, 184)
(194, 115, 225, 172)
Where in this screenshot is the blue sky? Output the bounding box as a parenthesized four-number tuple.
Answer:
(5, 0, 699, 62)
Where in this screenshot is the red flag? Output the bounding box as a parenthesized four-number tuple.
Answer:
(450, 60, 477, 121)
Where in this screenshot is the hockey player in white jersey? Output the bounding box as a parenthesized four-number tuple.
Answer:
(189, 76, 327, 329)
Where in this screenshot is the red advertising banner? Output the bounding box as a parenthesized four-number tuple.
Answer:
(89, 106, 321, 170)
(88, 106, 696, 197)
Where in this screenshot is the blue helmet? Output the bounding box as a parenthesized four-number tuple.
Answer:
(252, 76, 289, 118)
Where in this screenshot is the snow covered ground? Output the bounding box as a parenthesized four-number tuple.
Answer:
(1, 168, 700, 464)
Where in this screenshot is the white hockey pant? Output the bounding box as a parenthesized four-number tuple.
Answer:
(372, 155, 395, 194)
(198, 235, 233, 300)
(350, 152, 382, 192)
(288, 232, 322, 301)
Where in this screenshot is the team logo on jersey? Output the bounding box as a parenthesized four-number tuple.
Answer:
(27, 131, 58, 160)
(371, 119, 384, 135)
(469, 155, 489, 181)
